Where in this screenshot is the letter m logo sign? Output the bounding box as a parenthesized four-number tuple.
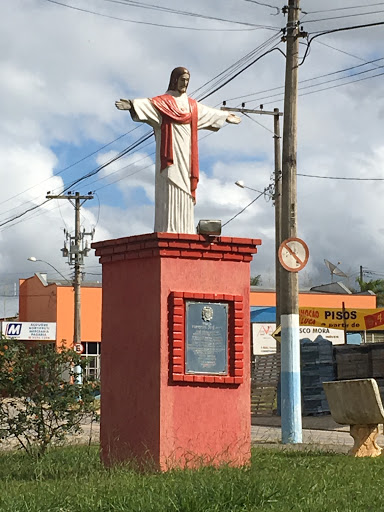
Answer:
(6, 323, 22, 336)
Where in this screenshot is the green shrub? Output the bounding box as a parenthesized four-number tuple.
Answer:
(0, 337, 99, 457)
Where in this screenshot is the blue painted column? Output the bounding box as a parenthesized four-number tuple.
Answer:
(281, 313, 302, 443)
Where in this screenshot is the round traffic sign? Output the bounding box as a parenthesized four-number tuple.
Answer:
(74, 343, 84, 354)
(278, 237, 309, 272)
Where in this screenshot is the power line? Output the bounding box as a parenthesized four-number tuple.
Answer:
(84, 151, 155, 192)
(294, 66, 384, 100)
(300, 20, 384, 66)
(304, 9, 384, 24)
(216, 22, 384, 103)
(0, 134, 153, 227)
(240, 0, 280, 15)
(92, 192, 101, 228)
(225, 62, 384, 108)
(223, 55, 384, 103)
(304, 3, 384, 15)
(0, 126, 140, 213)
(42, 0, 278, 31)
(222, 185, 273, 228)
(93, 160, 154, 192)
(0, 126, 149, 224)
(309, 20, 384, 37)
(191, 32, 282, 98)
(243, 112, 277, 136)
(0, 131, 153, 229)
(315, 40, 384, 69)
(297, 174, 384, 181)
(100, 0, 280, 27)
(199, 46, 286, 101)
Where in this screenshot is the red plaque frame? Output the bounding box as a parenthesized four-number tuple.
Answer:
(169, 291, 244, 385)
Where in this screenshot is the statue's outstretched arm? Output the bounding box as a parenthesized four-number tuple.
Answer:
(115, 99, 133, 110)
(226, 113, 241, 124)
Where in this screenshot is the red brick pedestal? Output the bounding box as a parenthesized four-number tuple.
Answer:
(93, 232, 261, 470)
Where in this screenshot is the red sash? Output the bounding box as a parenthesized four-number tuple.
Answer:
(151, 94, 199, 200)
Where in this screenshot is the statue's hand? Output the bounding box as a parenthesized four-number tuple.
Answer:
(226, 113, 241, 124)
(115, 99, 132, 110)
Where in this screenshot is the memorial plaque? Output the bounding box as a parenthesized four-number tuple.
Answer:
(185, 301, 228, 375)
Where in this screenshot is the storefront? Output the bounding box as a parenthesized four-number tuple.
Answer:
(18, 273, 101, 378)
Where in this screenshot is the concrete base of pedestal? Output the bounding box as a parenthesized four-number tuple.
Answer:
(93, 232, 261, 470)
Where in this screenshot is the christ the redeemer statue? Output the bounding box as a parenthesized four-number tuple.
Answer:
(115, 67, 241, 234)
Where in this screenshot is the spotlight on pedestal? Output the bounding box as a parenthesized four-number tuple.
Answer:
(197, 220, 222, 236)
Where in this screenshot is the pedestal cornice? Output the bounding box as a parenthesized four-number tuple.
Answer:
(92, 232, 262, 264)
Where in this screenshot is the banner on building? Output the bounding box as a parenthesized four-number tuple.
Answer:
(299, 307, 384, 331)
(1, 322, 56, 340)
(252, 323, 344, 355)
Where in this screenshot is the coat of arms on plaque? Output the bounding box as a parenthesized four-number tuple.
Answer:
(202, 305, 213, 322)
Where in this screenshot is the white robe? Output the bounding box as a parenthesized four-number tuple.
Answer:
(130, 91, 228, 234)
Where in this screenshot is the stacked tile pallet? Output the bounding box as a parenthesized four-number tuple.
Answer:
(251, 353, 281, 416)
(371, 343, 384, 398)
(334, 344, 371, 380)
(300, 337, 336, 416)
(334, 342, 384, 399)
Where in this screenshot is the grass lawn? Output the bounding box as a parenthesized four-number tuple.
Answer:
(0, 445, 383, 511)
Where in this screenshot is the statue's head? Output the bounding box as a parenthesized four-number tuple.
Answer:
(168, 67, 190, 93)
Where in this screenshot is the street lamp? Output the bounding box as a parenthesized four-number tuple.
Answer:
(27, 257, 71, 284)
(235, 180, 268, 196)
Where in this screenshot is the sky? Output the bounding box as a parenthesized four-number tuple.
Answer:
(1, 0, 384, 314)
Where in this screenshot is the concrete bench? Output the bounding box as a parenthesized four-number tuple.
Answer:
(323, 378, 384, 457)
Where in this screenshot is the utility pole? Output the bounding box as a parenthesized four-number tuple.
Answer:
(46, 192, 94, 375)
(221, 105, 283, 335)
(280, 0, 305, 443)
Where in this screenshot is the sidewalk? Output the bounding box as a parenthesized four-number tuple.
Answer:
(2, 415, 382, 454)
(251, 414, 384, 452)
(82, 415, 377, 454)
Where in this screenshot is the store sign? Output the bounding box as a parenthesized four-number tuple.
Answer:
(299, 307, 384, 331)
(253, 323, 277, 355)
(252, 323, 344, 355)
(1, 322, 56, 340)
(298, 326, 344, 345)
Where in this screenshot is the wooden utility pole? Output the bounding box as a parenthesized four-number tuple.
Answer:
(73, 193, 83, 349)
(46, 192, 93, 365)
(280, 0, 304, 444)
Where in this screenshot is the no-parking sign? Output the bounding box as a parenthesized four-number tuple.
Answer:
(278, 237, 309, 272)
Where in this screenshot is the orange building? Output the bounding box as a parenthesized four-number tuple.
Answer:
(250, 288, 376, 309)
(19, 272, 102, 378)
